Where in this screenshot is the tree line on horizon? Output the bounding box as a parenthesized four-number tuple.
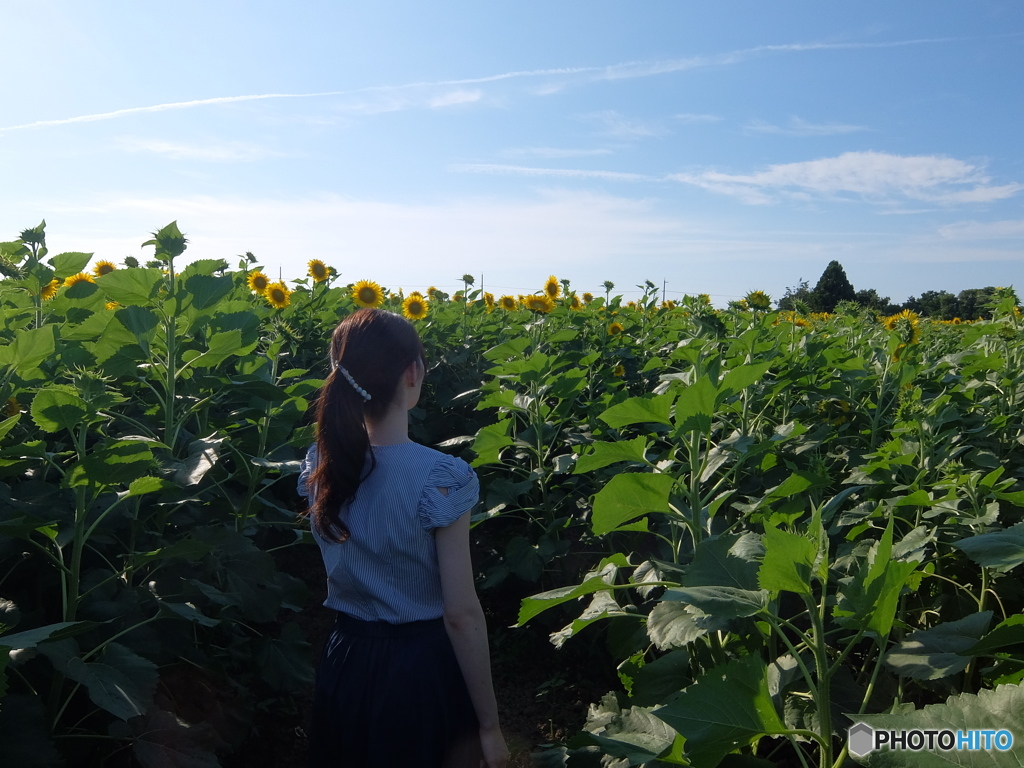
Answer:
(777, 260, 1013, 321)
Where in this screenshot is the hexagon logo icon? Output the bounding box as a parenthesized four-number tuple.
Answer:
(849, 722, 874, 757)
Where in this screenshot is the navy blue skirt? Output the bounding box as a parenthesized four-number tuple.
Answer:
(308, 612, 481, 767)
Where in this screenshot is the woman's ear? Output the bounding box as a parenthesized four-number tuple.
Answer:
(406, 358, 424, 387)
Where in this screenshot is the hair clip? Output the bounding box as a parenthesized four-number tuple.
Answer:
(337, 364, 371, 401)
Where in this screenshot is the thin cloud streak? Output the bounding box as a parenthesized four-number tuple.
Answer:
(745, 117, 868, 137)
(449, 163, 655, 182)
(1, 36, 972, 133)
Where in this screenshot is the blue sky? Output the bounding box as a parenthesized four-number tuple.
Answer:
(2, 1, 1022, 305)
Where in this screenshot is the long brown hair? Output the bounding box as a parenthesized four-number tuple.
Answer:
(309, 308, 426, 541)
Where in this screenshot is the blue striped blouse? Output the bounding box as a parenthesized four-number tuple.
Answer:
(297, 442, 480, 624)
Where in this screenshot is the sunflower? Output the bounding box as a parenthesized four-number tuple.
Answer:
(40, 279, 61, 300)
(403, 294, 429, 321)
(427, 286, 438, 298)
(499, 295, 517, 311)
(247, 271, 271, 294)
(607, 322, 624, 336)
(308, 259, 330, 283)
(453, 293, 465, 303)
(544, 275, 561, 299)
(569, 295, 582, 311)
(3, 397, 20, 417)
(883, 309, 920, 331)
(613, 364, 625, 377)
(582, 292, 594, 304)
(105, 301, 120, 311)
(352, 280, 384, 308)
(745, 290, 772, 311)
(92, 260, 117, 277)
(698, 294, 711, 305)
(483, 292, 495, 313)
(523, 295, 554, 313)
(265, 281, 291, 309)
(64, 272, 95, 287)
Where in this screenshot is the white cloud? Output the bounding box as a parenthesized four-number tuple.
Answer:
(500, 147, 614, 158)
(671, 151, 1023, 205)
(429, 90, 483, 108)
(745, 116, 868, 136)
(449, 163, 652, 182)
(116, 137, 285, 162)
(939, 219, 1024, 240)
(674, 113, 722, 124)
(0, 36, 964, 134)
(585, 110, 666, 139)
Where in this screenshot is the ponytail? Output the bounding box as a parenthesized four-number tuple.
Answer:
(308, 308, 425, 541)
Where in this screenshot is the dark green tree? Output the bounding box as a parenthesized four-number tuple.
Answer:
(810, 260, 856, 312)
(777, 279, 813, 311)
(854, 288, 895, 314)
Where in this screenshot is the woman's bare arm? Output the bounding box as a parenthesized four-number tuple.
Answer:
(435, 509, 508, 768)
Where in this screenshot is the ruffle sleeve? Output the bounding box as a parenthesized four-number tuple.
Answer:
(297, 444, 318, 501)
(419, 454, 480, 531)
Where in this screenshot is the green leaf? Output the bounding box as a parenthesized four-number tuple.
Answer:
(115, 305, 159, 349)
(719, 362, 771, 397)
(518, 555, 630, 626)
(188, 330, 247, 368)
(68, 440, 155, 487)
(574, 436, 649, 474)
(885, 612, 993, 680)
(63, 642, 158, 721)
(763, 470, 829, 506)
(48, 251, 93, 278)
(30, 387, 89, 434)
(963, 613, 1024, 656)
(470, 420, 514, 467)
(592, 473, 675, 535)
(0, 413, 20, 442)
(654, 655, 785, 768)
(646, 601, 727, 650)
(0, 621, 93, 650)
(184, 273, 233, 310)
(629, 649, 691, 707)
(127, 476, 174, 497)
(758, 524, 818, 595)
(253, 622, 313, 691)
(600, 392, 675, 429)
(0, 325, 56, 381)
(661, 586, 768, 619)
(687, 533, 765, 591)
(173, 436, 224, 486)
(97, 267, 164, 305)
(834, 517, 918, 637)
(142, 221, 187, 258)
(673, 376, 718, 433)
(851, 682, 1024, 767)
(577, 693, 678, 764)
(954, 523, 1024, 573)
(482, 336, 529, 362)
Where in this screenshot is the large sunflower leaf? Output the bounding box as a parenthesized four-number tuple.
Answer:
(954, 523, 1024, 573)
(654, 655, 786, 768)
(850, 682, 1024, 766)
(884, 612, 992, 680)
(591, 473, 674, 535)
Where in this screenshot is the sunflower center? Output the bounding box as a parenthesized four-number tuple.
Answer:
(358, 287, 377, 303)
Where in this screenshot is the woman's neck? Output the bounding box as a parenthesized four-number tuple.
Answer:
(365, 406, 411, 446)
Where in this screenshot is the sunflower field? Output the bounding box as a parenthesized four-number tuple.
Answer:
(1, 221, 1024, 768)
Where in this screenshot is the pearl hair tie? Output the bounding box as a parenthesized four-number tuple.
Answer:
(335, 364, 371, 401)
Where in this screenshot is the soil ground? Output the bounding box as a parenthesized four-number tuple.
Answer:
(223, 537, 617, 768)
